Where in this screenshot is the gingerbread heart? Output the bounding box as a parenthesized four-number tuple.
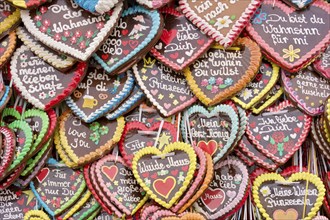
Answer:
(69, 194, 100, 220)
(136, 0, 174, 9)
(184, 38, 261, 106)
(133, 54, 197, 117)
(21, 0, 123, 61)
(313, 46, 330, 79)
(150, 7, 213, 72)
(0, 1, 20, 39)
(93, 6, 162, 75)
(179, 0, 262, 47)
(0, 31, 16, 68)
(182, 104, 239, 163)
(253, 172, 326, 220)
(66, 63, 134, 123)
(119, 121, 177, 167)
(282, 67, 330, 116)
(10, 46, 87, 110)
(95, 155, 148, 215)
(232, 59, 279, 109)
(0, 127, 15, 180)
(246, 100, 312, 165)
(246, 0, 330, 72)
(132, 142, 197, 209)
(194, 157, 249, 219)
(74, 0, 119, 14)
(57, 110, 125, 167)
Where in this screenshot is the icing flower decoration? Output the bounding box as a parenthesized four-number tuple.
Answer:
(208, 77, 216, 85)
(282, 45, 301, 62)
(216, 77, 224, 85)
(39, 6, 47, 14)
(54, 34, 61, 41)
(201, 79, 208, 86)
(260, 186, 271, 197)
(39, 92, 46, 99)
(239, 88, 253, 101)
(34, 15, 42, 21)
(214, 16, 233, 30)
(96, 22, 104, 30)
(225, 78, 233, 85)
(98, 126, 109, 135)
(90, 122, 100, 132)
(252, 9, 267, 24)
(234, 174, 242, 182)
(85, 30, 93, 38)
(211, 86, 219, 94)
(89, 132, 100, 145)
(48, 91, 56, 97)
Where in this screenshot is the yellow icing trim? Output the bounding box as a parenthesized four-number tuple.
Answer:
(252, 172, 326, 220)
(184, 37, 262, 106)
(0, 9, 20, 36)
(24, 210, 51, 220)
(62, 191, 91, 220)
(251, 87, 284, 114)
(132, 142, 197, 209)
(0, 31, 16, 66)
(326, 98, 330, 130)
(322, 118, 330, 144)
(54, 129, 78, 168)
(59, 110, 125, 166)
(232, 59, 280, 109)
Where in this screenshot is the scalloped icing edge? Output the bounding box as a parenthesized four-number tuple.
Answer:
(10, 45, 87, 110)
(136, 0, 173, 9)
(0, 31, 16, 67)
(74, 199, 100, 220)
(162, 213, 206, 220)
(58, 110, 125, 166)
(252, 172, 326, 220)
(0, 127, 16, 176)
(179, 0, 262, 47)
(16, 26, 76, 70)
(93, 5, 162, 74)
(132, 142, 197, 209)
(193, 157, 249, 219)
(54, 130, 78, 168)
(62, 190, 92, 220)
(234, 105, 247, 147)
(65, 70, 135, 123)
(95, 154, 149, 215)
(246, 0, 330, 72)
(0, 8, 20, 37)
(313, 118, 330, 158)
(181, 104, 239, 163)
(184, 38, 262, 106)
(0, 161, 26, 189)
(141, 204, 161, 219)
(150, 7, 214, 72)
(232, 59, 280, 109)
(24, 210, 51, 220)
(310, 119, 330, 160)
(251, 87, 284, 114)
(21, 2, 123, 61)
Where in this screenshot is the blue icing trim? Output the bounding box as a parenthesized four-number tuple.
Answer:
(93, 6, 161, 74)
(66, 70, 135, 123)
(181, 104, 239, 163)
(74, 0, 98, 13)
(106, 85, 145, 120)
(30, 181, 55, 217)
(0, 86, 10, 106)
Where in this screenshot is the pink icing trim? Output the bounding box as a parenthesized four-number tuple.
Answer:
(234, 148, 255, 167)
(141, 205, 161, 220)
(171, 146, 206, 212)
(313, 47, 330, 79)
(246, 0, 330, 72)
(151, 209, 185, 220)
(0, 162, 26, 189)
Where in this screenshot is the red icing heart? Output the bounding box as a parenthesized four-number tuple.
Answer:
(129, 40, 139, 49)
(17, 197, 24, 205)
(198, 140, 218, 156)
(160, 29, 177, 45)
(153, 176, 176, 199)
(36, 168, 49, 183)
(102, 165, 118, 182)
(122, 29, 128, 36)
(102, 54, 109, 61)
(201, 188, 226, 212)
(170, 53, 179, 59)
(171, 169, 179, 176)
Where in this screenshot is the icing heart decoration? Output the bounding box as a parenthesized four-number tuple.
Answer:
(136, 0, 174, 9)
(95, 155, 148, 216)
(0, 127, 15, 177)
(184, 38, 262, 106)
(246, 0, 330, 72)
(252, 172, 326, 220)
(179, 0, 262, 47)
(10, 46, 87, 110)
(21, 0, 123, 61)
(194, 157, 249, 219)
(0, 32, 16, 68)
(150, 8, 213, 71)
(66, 63, 135, 123)
(133, 54, 197, 117)
(119, 121, 177, 168)
(93, 6, 162, 75)
(232, 59, 280, 109)
(57, 110, 125, 167)
(246, 100, 312, 165)
(281, 67, 330, 116)
(313, 46, 330, 80)
(30, 161, 86, 217)
(132, 142, 197, 209)
(182, 104, 239, 163)
(0, 1, 20, 39)
(74, 0, 119, 14)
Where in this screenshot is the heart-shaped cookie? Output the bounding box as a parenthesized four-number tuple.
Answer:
(179, 0, 262, 47)
(133, 54, 197, 117)
(132, 142, 197, 209)
(0, 1, 20, 39)
(69, 193, 100, 220)
(74, 0, 119, 14)
(232, 59, 279, 109)
(182, 104, 239, 163)
(313, 46, 330, 80)
(95, 154, 148, 216)
(184, 38, 262, 106)
(246, 100, 312, 165)
(119, 121, 177, 167)
(253, 172, 326, 220)
(21, 0, 123, 61)
(0, 31, 16, 68)
(57, 110, 125, 167)
(93, 6, 162, 75)
(282, 67, 330, 116)
(0, 127, 15, 177)
(246, 0, 330, 72)
(194, 157, 249, 219)
(66, 63, 135, 123)
(10, 46, 86, 110)
(136, 0, 174, 9)
(150, 7, 213, 72)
